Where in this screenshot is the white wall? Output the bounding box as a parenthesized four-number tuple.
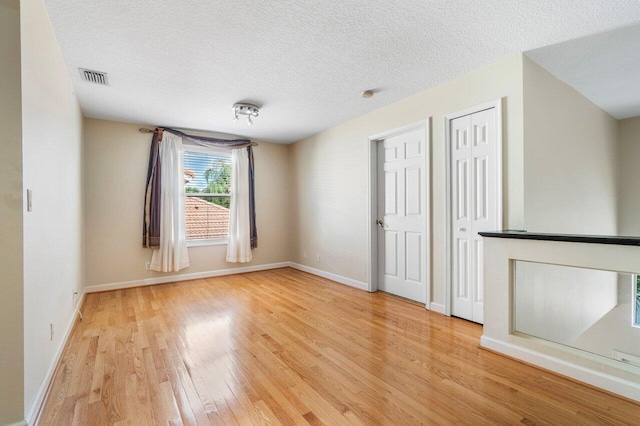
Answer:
(21, 0, 85, 418)
(83, 118, 291, 289)
(515, 261, 617, 345)
(617, 116, 640, 236)
(571, 274, 640, 359)
(289, 54, 524, 307)
(523, 55, 618, 234)
(0, 0, 24, 424)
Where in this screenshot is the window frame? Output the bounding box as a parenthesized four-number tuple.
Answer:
(183, 143, 232, 247)
(634, 274, 640, 328)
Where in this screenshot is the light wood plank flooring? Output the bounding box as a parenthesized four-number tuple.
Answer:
(38, 268, 640, 425)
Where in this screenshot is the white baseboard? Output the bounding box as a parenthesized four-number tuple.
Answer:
(288, 262, 369, 291)
(25, 292, 86, 425)
(429, 302, 446, 314)
(84, 262, 291, 293)
(84, 261, 369, 295)
(480, 335, 640, 402)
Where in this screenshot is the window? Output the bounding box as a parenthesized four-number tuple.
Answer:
(635, 274, 640, 326)
(183, 147, 231, 245)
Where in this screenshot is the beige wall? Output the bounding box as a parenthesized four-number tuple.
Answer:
(0, 1, 24, 424)
(21, 0, 85, 418)
(523, 56, 618, 234)
(519, 56, 620, 366)
(83, 118, 291, 288)
(617, 116, 640, 235)
(289, 54, 524, 307)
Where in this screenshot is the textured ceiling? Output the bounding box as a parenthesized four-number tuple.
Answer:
(43, 0, 640, 143)
(526, 22, 640, 120)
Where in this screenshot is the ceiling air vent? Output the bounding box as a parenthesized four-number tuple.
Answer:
(79, 68, 108, 85)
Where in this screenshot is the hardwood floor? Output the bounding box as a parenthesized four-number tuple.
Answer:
(38, 268, 640, 425)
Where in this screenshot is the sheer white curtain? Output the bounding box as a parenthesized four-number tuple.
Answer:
(150, 132, 190, 272)
(226, 148, 252, 263)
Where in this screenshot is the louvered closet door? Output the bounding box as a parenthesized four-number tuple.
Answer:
(377, 129, 426, 303)
(451, 108, 497, 324)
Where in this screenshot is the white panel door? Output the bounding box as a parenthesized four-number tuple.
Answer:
(377, 129, 426, 303)
(451, 108, 498, 323)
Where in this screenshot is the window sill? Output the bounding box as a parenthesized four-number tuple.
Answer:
(187, 238, 228, 247)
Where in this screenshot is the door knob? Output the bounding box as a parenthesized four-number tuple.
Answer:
(376, 220, 385, 228)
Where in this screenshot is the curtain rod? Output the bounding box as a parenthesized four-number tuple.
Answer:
(138, 127, 258, 146)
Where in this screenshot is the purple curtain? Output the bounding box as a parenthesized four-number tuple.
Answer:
(143, 130, 161, 248)
(164, 127, 252, 149)
(248, 146, 257, 249)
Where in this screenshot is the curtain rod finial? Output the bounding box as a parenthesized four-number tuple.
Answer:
(139, 127, 164, 141)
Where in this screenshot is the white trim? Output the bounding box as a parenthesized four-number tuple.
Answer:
(429, 302, 446, 314)
(613, 350, 640, 368)
(631, 274, 640, 328)
(289, 263, 369, 291)
(368, 120, 430, 142)
(444, 99, 503, 317)
(187, 238, 228, 247)
(367, 119, 431, 305)
(481, 336, 640, 401)
(84, 262, 290, 293)
(367, 136, 378, 293)
(25, 292, 86, 426)
(85, 261, 369, 296)
(182, 143, 232, 156)
(445, 99, 502, 122)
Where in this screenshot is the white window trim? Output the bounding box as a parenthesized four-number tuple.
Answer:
(634, 274, 640, 328)
(187, 238, 229, 247)
(183, 144, 232, 247)
(183, 142, 231, 156)
(613, 350, 640, 367)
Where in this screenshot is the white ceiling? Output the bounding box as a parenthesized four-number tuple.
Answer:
(526, 22, 640, 120)
(43, 0, 640, 143)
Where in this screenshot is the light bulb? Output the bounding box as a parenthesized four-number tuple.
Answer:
(247, 116, 253, 126)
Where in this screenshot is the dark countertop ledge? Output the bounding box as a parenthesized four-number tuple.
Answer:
(478, 231, 640, 246)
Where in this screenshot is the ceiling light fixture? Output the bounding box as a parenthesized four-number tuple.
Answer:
(232, 103, 259, 126)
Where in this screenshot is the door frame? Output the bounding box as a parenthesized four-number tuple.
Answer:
(444, 99, 503, 317)
(367, 120, 431, 307)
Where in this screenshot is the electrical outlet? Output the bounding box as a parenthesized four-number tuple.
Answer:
(50, 323, 54, 341)
(145, 262, 151, 270)
(316, 254, 321, 262)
